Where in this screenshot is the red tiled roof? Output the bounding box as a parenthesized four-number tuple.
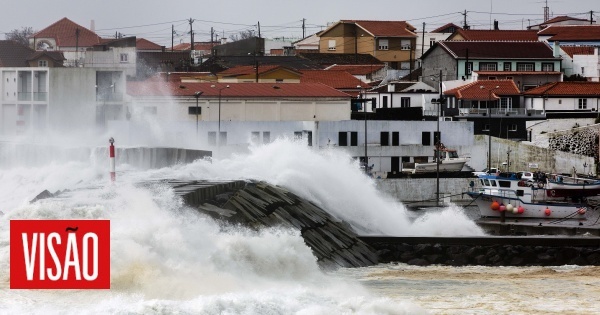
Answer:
(136, 38, 163, 50)
(531, 16, 590, 28)
(300, 70, 369, 89)
(444, 80, 520, 100)
(218, 65, 301, 77)
(431, 23, 461, 33)
(474, 71, 561, 75)
(538, 25, 600, 41)
(172, 42, 216, 51)
(127, 82, 351, 98)
(30, 17, 101, 47)
(560, 46, 596, 57)
(452, 29, 538, 41)
(437, 41, 556, 59)
(336, 20, 417, 37)
(326, 64, 385, 75)
(523, 82, 600, 96)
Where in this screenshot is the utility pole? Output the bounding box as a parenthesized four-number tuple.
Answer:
(436, 69, 442, 207)
(257, 21, 261, 38)
(543, 0, 549, 22)
(189, 18, 195, 52)
(171, 25, 174, 52)
(75, 28, 80, 67)
(421, 22, 425, 59)
(591, 11, 594, 25)
(302, 18, 306, 38)
(211, 27, 214, 47)
(462, 10, 469, 29)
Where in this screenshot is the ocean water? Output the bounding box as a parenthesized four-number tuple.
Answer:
(1, 139, 596, 314)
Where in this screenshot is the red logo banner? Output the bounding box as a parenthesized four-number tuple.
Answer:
(10, 220, 110, 289)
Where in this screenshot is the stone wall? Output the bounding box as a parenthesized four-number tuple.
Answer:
(548, 124, 599, 174)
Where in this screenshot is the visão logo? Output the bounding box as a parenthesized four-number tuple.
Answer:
(10, 220, 110, 289)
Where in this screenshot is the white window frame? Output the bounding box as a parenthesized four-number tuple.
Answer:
(541, 63, 554, 71)
(479, 62, 497, 71)
(400, 39, 411, 50)
(429, 38, 436, 47)
(509, 124, 517, 131)
(38, 60, 48, 67)
(517, 63, 534, 71)
(120, 53, 128, 63)
(579, 99, 587, 109)
(400, 97, 410, 108)
(328, 39, 336, 51)
(378, 39, 389, 50)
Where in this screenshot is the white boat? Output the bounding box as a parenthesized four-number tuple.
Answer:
(402, 143, 469, 174)
(544, 174, 600, 199)
(466, 172, 590, 219)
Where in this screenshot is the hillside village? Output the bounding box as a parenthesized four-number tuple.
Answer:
(1, 14, 599, 177)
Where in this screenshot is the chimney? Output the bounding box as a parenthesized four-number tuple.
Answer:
(90, 20, 95, 32)
(493, 20, 499, 30)
(553, 41, 560, 58)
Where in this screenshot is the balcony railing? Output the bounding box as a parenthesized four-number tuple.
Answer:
(18, 92, 48, 101)
(458, 108, 545, 117)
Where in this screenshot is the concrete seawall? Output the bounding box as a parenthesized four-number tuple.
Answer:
(376, 178, 474, 205)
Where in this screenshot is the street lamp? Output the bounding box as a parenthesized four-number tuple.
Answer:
(211, 84, 230, 148)
(480, 85, 500, 171)
(357, 84, 368, 174)
(194, 91, 203, 139)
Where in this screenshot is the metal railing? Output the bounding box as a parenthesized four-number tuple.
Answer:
(458, 108, 545, 116)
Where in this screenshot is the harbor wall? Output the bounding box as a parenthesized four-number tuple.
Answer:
(376, 178, 473, 205)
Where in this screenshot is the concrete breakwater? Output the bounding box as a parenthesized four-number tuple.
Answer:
(362, 237, 600, 266)
(148, 179, 379, 268)
(0, 142, 210, 169)
(376, 178, 474, 205)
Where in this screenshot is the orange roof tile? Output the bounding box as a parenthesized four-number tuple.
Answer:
(127, 82, 351, 98)
(431, 23, 461, 33)
(538, 25, 600, 41)
(452, 29, 538, 41)
(444, 80, 520, 100)
(435, 41, 555, 59)
(300, 70, 369, 89)
(560, 46, 596, 57)
(30, 17, 100, 47)
(530, 16, 590, 28)
(326, 64, 385, 75)
(523, 82, 600, 96)
(474, 71, 561, 75)
(336, 20, 416, 37)
(218, 65, 301, 77)
(136, 38, 163, 50)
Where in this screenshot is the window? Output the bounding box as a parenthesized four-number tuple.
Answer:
(517, 63, 534, 71)
(38, 60, 48, 67)
(307, 131, 312, 146)
(509, 124, 517, 131)
(466, 62, 473, 75)
(479, 62, 497, 71)
(328, 39, 336, 51)
(392, 132, 399, 146)
(422, 132, 431, 146)
(251, 131, 260, 143)
(262, 131, 269, 144)
(382, 96, 388, 108)
(488, 76, 497, 80)
(220, 132, 228, 145)
(338, 132, 348, 146)
(433, 131, 440, 145)
(400, 97, 410, 108)
(506, 76, 513, 80)
(378, 39, 389, 50)
(120, 53, 128, 63)
(558, 99, 562, 104)
(401, 39, 411, 50)
(581, 67, 585, 75)
(503, 62, 511, 71)
(579, 99, 588, 109)
(350, 132, 358, 146)
(429, 38, 436, 47)
(294, 131, 302, 140)
(208, 132, 217, 146)
(400, 62, 410, 70)
(381, 132, 389, 146)
(483, 124, 490, 132)
(188, 107, 201, 115)
(500, 97, 512, 109)
(542, 63, 554, 71)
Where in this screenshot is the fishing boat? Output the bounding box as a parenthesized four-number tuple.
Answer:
(544, 174, 600, 199)
(466, 172, 590, 219)
(402, 142, 469, 174)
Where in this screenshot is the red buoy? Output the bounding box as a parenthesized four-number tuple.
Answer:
(578, 208, 587, 215)
(544, 208, 551, 216)
(109, 137, 116, 182)
(499, 204, 506, 212)
(517, 206, 525, 214)
(491, 201, 500, 211)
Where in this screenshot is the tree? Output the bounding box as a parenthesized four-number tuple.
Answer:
(229, 29, 256, 42)
(5, 27, 35, 47)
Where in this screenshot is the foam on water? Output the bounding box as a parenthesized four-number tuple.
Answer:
(0, 137, 482, 313)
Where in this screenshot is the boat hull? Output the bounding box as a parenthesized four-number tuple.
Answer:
(468, 192, 588, 219)
(410, 159, 467, 174)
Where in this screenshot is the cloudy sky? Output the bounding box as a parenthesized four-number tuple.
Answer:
(1, 0, 598, 46)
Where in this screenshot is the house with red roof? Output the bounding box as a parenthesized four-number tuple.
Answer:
(300, 69, 368, 97)
(443, 80, 537, 140)
(415, 23, 460, 62)
(447, 29, 539, 41)
(216, 65, 302, 83)
(523, 82, 600, 118)
(29, 17, 101, 67)
(324, 64, 386, 83)
(421, 41, 562, 90)
(528, 16, 594, 31)
(537, 25, 600, 46)
(318, 20, 417, 71)
(558, 46, 599, 81)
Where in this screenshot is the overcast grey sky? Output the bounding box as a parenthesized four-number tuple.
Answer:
(1, 0, 598, 46)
